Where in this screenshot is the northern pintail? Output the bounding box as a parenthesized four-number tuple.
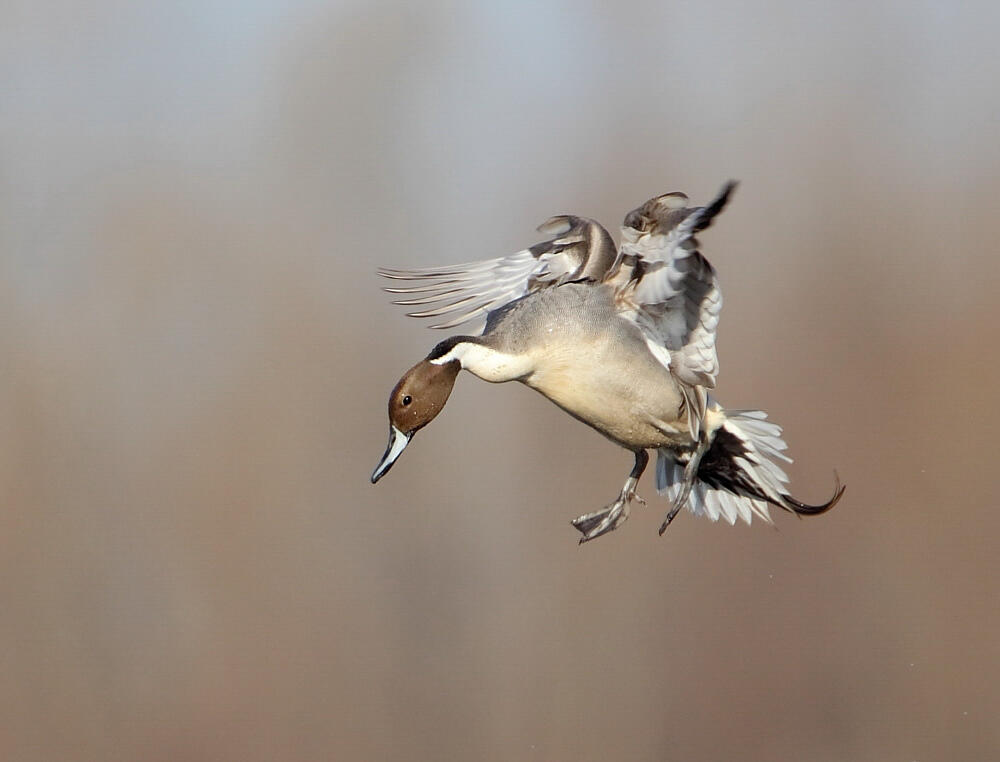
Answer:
(371, 182, 843, 542)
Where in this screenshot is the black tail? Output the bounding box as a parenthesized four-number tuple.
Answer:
(658, 408, 844, 526)
(781, 475, 845, 515)
(698, 413, 847, 516)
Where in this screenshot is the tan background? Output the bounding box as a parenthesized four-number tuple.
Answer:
(2, 2, 998, 760)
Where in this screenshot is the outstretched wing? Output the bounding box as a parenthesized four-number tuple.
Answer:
(379, 215, 616, 330)
(608, 181, 736, 437)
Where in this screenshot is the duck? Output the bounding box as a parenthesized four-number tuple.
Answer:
(371, 181, 843, 543)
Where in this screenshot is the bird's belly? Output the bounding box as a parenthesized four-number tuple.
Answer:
(524, 358, 690, 450)
(486, 285, 694, 449)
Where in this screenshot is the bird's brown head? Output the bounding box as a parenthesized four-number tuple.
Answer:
(371, 356, 461, 483)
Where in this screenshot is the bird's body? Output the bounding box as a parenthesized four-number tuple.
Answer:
(460, 282, 691, 451)
(372, 182, 843, 542)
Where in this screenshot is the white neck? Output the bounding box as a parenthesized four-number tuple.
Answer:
(430, 340, 533, 383)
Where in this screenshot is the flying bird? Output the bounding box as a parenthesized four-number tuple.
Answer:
(371, 182, 843, 542)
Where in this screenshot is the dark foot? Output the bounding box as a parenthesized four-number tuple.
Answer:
(572, 479, 644, 544)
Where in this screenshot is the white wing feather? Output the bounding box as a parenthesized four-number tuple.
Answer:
(612, 181, 736, 391)
(379, 216, 616, 330)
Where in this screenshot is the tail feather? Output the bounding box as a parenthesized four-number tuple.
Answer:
(782, 480, 845, 515)
(657, 408, 844, 526)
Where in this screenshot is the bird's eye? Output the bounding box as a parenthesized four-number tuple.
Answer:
(402, 395, 412, 406)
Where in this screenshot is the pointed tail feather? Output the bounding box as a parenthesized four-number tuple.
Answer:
(657, 408, 844, 526)
(781, 477, 845, 515)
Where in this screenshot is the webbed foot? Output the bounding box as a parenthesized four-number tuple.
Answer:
(572, 479, 644, 544)
(658, 437, 708, 535)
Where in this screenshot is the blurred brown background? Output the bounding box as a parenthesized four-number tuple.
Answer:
(2, 2, 998, 760)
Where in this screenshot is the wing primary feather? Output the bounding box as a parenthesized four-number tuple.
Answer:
(690, 180, 738, 232)
(378, 216, 615, 329)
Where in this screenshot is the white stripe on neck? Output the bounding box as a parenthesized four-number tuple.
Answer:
(430, 341, 533, 383)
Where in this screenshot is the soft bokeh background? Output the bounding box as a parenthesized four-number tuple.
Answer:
(3, 1, 998, 760)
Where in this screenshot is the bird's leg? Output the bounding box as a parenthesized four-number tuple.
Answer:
(658, 435, 710, 536)
(572, 450, 648, 544)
